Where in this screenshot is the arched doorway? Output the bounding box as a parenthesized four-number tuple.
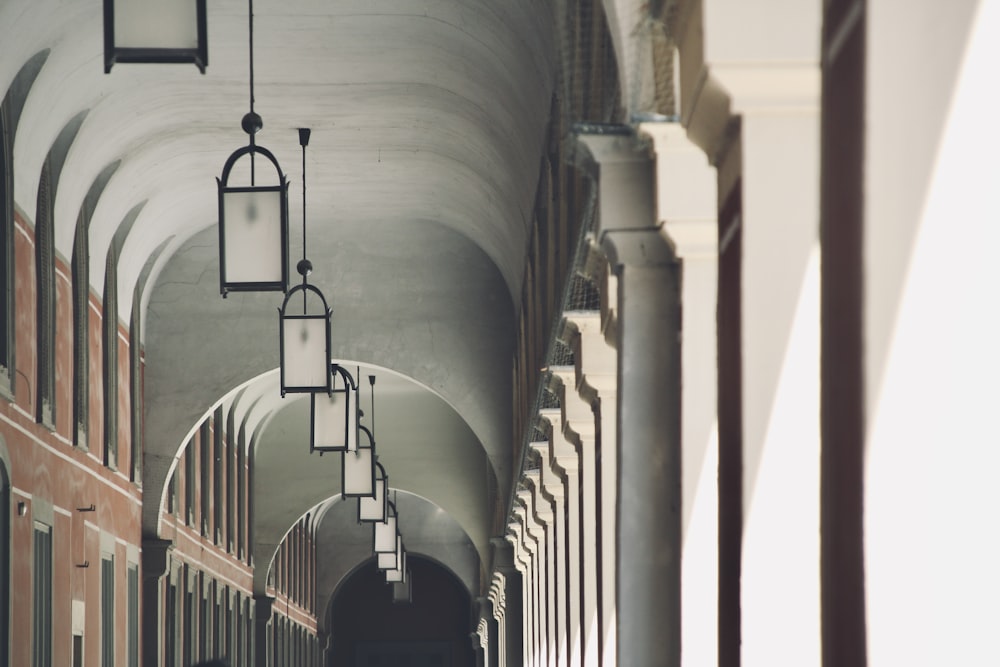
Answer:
(328, 555, 475, 667)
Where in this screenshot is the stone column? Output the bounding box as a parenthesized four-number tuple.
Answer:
(489, 573, 506, 667)
(562, 308, 616, 667)
(141, 538, 173, 667)
(517, 475, 548, 667)
(254, 595, 274, 667)
(673, 4, 822, 664)
(577, 126, 682, 667)
(540, 403, 583, 667)
(533, 439, 568, 667)
(495, 540, 524, 667)
(511, 502, 539, 667)
(640, 120, 720, 667)
(479, 597, 500, 667)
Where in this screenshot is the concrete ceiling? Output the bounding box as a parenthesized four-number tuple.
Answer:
(1, 0, 557, 591)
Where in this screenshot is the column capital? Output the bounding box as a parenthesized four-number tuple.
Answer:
(490, 538, 517, 570)
(601, 228, 678, 270)
(573, 124, 651, 166)
(638, 120, 719, 260)
(527, 478, 554, 524)
(141, 538, 173, 580)
(712, 63, 820, 115)
(574, 125, 657, 238)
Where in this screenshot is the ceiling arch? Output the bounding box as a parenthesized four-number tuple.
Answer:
(250, 369, 492, 595)
(1, 0, 559, 604)
(312, 490, 480, 629)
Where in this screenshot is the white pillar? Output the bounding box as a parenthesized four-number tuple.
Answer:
(563, 309, 616, 667)
(518, 478, 548, 667)
(530, 471, 559, 667)
(720, 72, 822, 667)
(864, 2, 1000, 664)
(578, 128, 682, 667)
(674, 2, 822, 664)
(514, 511, 540, 667)
(640, 121, 719, 667)
(534, 439, 570, 667)
(550, 374, 584, 667)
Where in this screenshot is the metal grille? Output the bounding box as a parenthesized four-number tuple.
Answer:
(554, 0, 622, 123)
(567, 272, 601, 311)
(551, 338, 575, 367)
(540, 387, 560, 410)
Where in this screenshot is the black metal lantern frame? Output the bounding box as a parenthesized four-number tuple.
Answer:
(373, 501, 398, 554)
(310, 365, 360, 454)
(103, 0, 208, 73)
(278, 283, 332, 396)
(218, 144, 290, 295)
(358, 462, 388, 523)
(342, 425, 376, 498)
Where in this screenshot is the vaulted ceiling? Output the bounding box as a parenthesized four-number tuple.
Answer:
(0, 0, 559, 602)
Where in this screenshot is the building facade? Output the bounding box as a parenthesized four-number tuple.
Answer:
(1, 0, 998, 666)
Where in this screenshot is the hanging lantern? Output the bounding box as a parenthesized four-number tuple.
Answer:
(377, 534, 402, 571)
(385, 550, 408, 583)
(373, 501, 398, 554)
(392, 576, 413, 604)
(311, 365, 359, 453)
(217, 144, 289, 295)
(215, 0, 288, 295)
(358, 462, 388, 522)
(103, 0, 208, 73)
(342, 425, 375, 498)
(278, 283, 331, 395)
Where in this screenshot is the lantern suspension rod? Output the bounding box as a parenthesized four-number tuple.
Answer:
(248, 0, 255, 119)
(241, 0, 264, 185)
(300, 128, 309, 267)
(369, 374, 376, 438)
(297, 128, 313, 308)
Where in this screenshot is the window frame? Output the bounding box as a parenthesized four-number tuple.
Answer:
(31, 522, 52, 667)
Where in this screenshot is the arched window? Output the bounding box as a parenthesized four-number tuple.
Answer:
(129, 295, 142, 483)
(72, 207, 89, 447)
(102, 248, 118, 467)
(0, 101, 12, 395)
(35, 158, 55, 427)
(1, 51, 52, 400)
(74, 161, 120, 451)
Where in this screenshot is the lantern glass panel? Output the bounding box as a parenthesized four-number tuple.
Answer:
(222, 189, 284, 285)
(114, 0, 198, 48)
(312, 385, 357, 452)
(359, 476, 386, 522)
(282, 316, 328, 390)
(374, 514, 397, 553)
(377, 548, 398, 571)
(342, 445, 374, 498)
